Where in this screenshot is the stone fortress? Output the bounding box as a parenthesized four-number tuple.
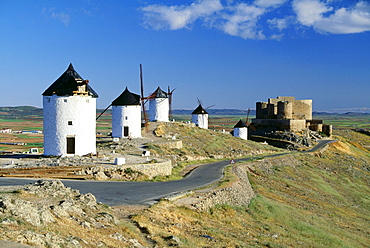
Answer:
(251, 96, 332, 136)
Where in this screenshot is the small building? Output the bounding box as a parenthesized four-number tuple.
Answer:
(111, 87, 141, 138)
(192, 104, 208, 129)
(42, 63, 99, 156)
(149, 87, 169, 122)
(0, 128, 12, 133)
(233, 119, 248, 140)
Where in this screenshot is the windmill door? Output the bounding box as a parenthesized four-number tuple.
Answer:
(66, 137, 75, 154)
(124, 126, 129, 137)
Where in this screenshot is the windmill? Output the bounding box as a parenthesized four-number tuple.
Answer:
(192, 98, 214, 129)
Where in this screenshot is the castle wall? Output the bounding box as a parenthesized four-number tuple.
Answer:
(268, 96, 296, 105)
(292, 100, 312, 120)
(149, 98, 169, 122)
(112, 105, 141, 138)
(267, 103, 276, 119)
(256, 102, 268, 119)
(43, 95, 96, 156)
(252, 119, 306, 131)
(322, 124, 332, 137)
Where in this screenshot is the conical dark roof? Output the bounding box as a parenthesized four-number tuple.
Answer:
(112, 87, 140, 106)
(192, 104, 208, 115)
(234, 119, 248, 128)
(42, 63, 98, 98)
(149, 87, 168, 98)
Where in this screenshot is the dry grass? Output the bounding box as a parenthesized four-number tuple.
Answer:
(132, 130, 370, 247)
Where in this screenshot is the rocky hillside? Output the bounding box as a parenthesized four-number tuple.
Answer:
(0, 180, 149, 247)
(148, 122, 281, 161)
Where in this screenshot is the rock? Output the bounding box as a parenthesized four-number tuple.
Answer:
(80, 221, 91, 228)
(129, 239, 146, 248)
(0, 197, 54, 226)
(110, 232, 127, 241)
(94, 171, 110, 180)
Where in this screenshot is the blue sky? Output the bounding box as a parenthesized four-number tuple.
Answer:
(0, 0, 369, 112)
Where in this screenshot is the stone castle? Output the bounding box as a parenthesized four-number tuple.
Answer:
(251, 96, 332, 136)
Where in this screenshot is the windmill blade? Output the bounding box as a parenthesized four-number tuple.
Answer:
(168, 86, 173, 120)
(96, 104, 112, 121)
(140, 64, 149, 132)
(197, 97, 203, 106)
(205, 104, 215, 110)
(246, 108, 250, 125)
(168, 86, 171, 120)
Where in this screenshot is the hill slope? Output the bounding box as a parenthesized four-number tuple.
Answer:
(132, 129, 370, 247)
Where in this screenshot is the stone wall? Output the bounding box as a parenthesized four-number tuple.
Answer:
(157, 140, 183, 149)
(252, 119, 306, 131)
(191, 164, 256, 210)
(75, 159, 172, 180)
(292, 99, 312, 120)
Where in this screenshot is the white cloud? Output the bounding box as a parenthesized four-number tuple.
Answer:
(51, 12, 71, 26)
(293, 0, 370, 34)
(141, 0, 223, 30)
(254, 0, 288, 8)
(141, 0, 370, 39)
(268, 16, 292, 30)
(43, 7, 71, 26)
(219, 3, 267, 39)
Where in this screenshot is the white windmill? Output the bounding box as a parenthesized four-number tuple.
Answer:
(148, 86, 169, 122)
(192, 99, 213, 129)
(111, 87, 141, 138)
(233, 119, 248, 140)
(42, 63, 98, 156)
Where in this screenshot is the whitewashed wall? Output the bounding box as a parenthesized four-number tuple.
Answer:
(192, 114, 208, 129)
(149, 98, 169, 122)
(234, 127, 248, 140)
(43, 95, 96, 156)
(112, 105, 141, 138)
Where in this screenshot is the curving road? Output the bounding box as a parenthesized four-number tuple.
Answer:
(305, 139, 337, 152)
(0, 153, 286, 206)
(0, 140, 335, 206)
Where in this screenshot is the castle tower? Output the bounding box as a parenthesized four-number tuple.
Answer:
(192, 104, 208, 129)
(42, 63, 98, 156)
(148, 87, 169, 122)
(111, 87, 141, 138)
(277, 101, 293, 119)
(233, 119, 248, 140)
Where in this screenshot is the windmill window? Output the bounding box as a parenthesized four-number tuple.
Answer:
(68, 121, 73, 125)
(125, 116, 128, 120)
(46, 97, 51, 103)
(64, 99, 68, 103)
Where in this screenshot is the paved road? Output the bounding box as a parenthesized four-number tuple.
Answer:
(306, 139, 337, 152)
(0, 138, 334, 206)
(0, 153, 287, 206)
